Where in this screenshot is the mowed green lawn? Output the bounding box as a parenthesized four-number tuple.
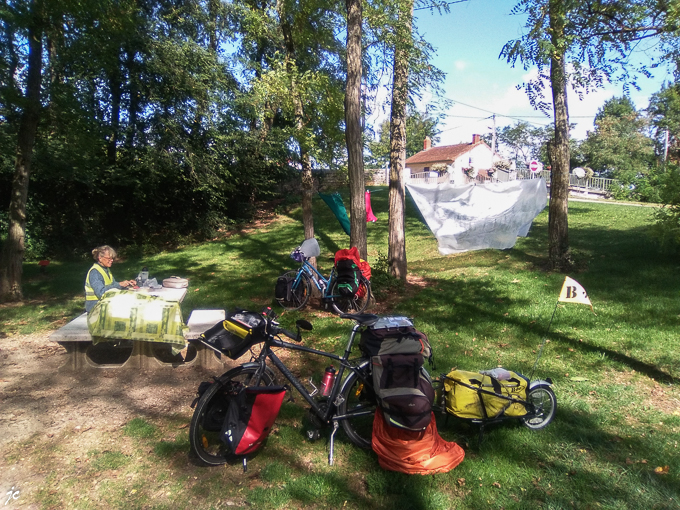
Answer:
(2, 189, 679, 509)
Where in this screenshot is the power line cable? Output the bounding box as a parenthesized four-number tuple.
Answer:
(444, 96, 598, 122)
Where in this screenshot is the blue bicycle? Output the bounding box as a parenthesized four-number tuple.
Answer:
(275, 238, 371, 314)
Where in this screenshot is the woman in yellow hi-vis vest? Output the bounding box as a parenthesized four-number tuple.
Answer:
(84, 245, 136, 312)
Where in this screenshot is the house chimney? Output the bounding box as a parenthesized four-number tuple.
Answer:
(424, 136, 431, 150)
(472, 134, 480, 144)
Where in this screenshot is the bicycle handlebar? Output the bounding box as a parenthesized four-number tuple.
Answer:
(259, 306, 303, 342)
(280, 327, 301, 342)
(268, 321, 301, 342)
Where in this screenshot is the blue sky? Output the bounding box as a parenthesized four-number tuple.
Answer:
(367, 0, 675, 148)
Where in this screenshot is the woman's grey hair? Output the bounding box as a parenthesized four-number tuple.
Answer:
(92, 245, 117, 261)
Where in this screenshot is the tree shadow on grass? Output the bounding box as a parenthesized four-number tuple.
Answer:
(473, 406, 680, 508)
(400, 273, 679, 385)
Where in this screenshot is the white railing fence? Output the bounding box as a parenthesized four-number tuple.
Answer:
(406, 167, 619, 194)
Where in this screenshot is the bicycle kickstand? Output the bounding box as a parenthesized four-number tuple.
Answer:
(328, 421, 339, 466)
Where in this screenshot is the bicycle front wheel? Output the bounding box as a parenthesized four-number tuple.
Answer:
(190, 366, 276, 466)
(276, 271, 311, 311)
(337, 361, 376, 449)
(521, 385, 557, 430)
(330, 275, 371, 314)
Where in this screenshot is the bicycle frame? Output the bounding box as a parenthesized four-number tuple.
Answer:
(294, 260, 341, 299)
(245, 321, 372, 464)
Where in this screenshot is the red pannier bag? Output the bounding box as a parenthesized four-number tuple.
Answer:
(372, 409, 465, 475)
(357, 259, 371, 298)
(221, 384, 286, 468)
(334, 246, 361, 266)
(358, 259, 371, 281)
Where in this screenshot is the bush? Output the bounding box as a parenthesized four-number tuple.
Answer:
(651, 165, 680, 251)
(369, 252, 404, 296)
(608, 166, 664, 203)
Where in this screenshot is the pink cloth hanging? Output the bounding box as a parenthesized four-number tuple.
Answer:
(365, 190, 377, 222)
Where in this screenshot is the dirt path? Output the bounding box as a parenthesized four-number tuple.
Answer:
(0, 332, 226, 506)
(0, 333, 223, 445)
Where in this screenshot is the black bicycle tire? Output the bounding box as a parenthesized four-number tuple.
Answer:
(337, 361, 376, 449)
(521, 385, 557, 430)
(330, 275, 371, 315)
(189, 366, 276, 466)
(276, 271, 311, 311)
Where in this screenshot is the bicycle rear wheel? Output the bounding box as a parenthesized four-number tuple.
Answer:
(276, 271, 311, 311)
(190, 366, 276, 466)
(337, 361, 376, 449)
(330, 275, 371, 314)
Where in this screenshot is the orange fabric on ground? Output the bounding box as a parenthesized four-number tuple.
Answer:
(372, 409, 465, 475)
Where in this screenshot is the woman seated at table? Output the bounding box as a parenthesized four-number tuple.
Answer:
(84, 245, 136, 313)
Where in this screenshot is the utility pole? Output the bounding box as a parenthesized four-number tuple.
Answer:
(491, 114, 497, 157)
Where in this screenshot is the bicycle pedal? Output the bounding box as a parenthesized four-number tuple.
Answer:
(306, 429, 321, 441)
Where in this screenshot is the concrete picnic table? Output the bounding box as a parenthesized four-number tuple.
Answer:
(50, 286, 226, 370)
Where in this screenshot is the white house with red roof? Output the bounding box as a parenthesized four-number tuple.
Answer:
(405, 134, 502, 186)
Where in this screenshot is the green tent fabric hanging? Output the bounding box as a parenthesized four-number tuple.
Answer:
(318, 192, 350, 235)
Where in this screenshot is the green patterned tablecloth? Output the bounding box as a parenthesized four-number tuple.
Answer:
(87, 289, 187, 348)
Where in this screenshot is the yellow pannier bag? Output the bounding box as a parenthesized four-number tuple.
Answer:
(444, 369, 528, 419)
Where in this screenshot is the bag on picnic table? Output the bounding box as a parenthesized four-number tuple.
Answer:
(360, 316, 435, 431)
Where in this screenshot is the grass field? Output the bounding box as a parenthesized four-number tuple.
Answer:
(2, 189, 679, 509)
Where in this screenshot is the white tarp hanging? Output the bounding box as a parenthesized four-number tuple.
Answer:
(406, 178, 547, 255)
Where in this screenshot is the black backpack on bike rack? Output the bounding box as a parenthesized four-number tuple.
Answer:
(335, 259, 361, 296)
(359, 316, 435, 432)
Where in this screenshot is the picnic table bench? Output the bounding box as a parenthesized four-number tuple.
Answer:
(49, 287, 226, 370)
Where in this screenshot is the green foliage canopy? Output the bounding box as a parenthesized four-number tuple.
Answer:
(582, 96, 655, 183)
(366, 108, 440, 167)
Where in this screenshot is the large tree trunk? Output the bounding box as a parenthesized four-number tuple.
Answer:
(296, 96, 315, 251)
(345, 0, 367, 259)
(387, 0, 413, 281)
(107, 59, 121, 165)
(548, 1, 571, 271)
(125, 47, 139, 153)
(0, 2, 43, 302)
(278, 0, 316, 264)
(208, 0, 219, 52)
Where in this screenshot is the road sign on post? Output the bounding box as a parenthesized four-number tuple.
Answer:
(529, 160, 542, 172)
